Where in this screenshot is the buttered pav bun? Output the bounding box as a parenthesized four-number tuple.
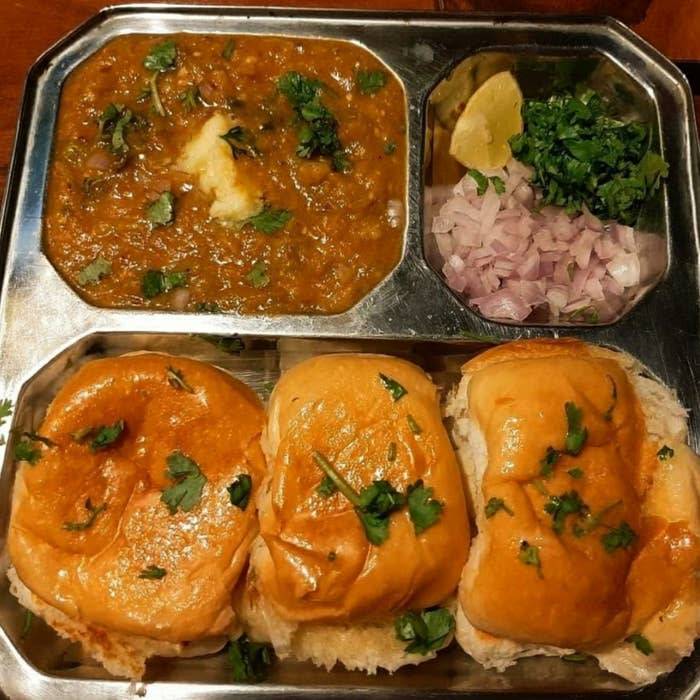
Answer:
(8, 353, 266, 679)
(447, 339, 700, 685)
(242, 354, 470, 673)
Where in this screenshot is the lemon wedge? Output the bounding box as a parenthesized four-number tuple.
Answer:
(449, 71, 523, 169)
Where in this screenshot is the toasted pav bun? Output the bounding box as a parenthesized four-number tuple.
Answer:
(447, 338, 700, 685)
(8, 353, 265, 679)
(242, 354, 470, 672)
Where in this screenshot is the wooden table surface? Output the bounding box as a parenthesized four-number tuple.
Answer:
(1, 0, 698, 198)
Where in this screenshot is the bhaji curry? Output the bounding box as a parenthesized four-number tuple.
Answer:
(44, 35, 407, 314)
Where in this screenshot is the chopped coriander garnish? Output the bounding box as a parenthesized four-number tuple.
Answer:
(544, 490, 588, 534)
(603, 375, 618, 421)
(147, 192, 175, 228)
(490, 175, 505, 194)
(245, 262, 270, 289)
(222, 39, 236, 60)
(384, 141, 396, 155)
(626, 633, 653, 656)
(657, 445, 674, 460)
(166, 366, 194, 393)
(317, 474, 338, 497)
(139, 565, 167, 580)
(567, 467, 584, 479)
(77, 257, 111, 286)
(601, 521, 637, 553)
(228, 636, 273, 683)
(407, 480, 443, 535)
(161, 451, 207, 514)
(227, 473, 252, 510)
(387, 441, 397, 462)
(89, 420, 124, 451)
(0, 398, 13, 429)
(220, 126, 259, 159)
(196, 334, 244, 354)
(395, 607, 454, 655)
(518, 541, 543, 578)
(63, 498, 107, 531)
(562, 653, 587, 663)
(13, 438, 42, 465)
(179, 85, 200, 113)
(407, 414, 422, 435)
(356, 69, 388, 95)
(484, 496, 514, 518)
(278, 71, 349, 172)
(245, 206, 292, 234)
(539, 446, 561, 479)
(379, 373, 407, 401)
(572, 499, 622, 538)
(564, 402, 588, 455)
(141, 269, 188, 299)
(96, 103, 134, 157)
(467, 168, 489, 196)
(311, 451, 404, 546)
(143, 39, 177, 116)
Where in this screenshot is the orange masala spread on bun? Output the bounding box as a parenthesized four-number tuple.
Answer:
(255, 354, 470, 623)
(460, 339, 700, 650)
(9, 353, 265, 645)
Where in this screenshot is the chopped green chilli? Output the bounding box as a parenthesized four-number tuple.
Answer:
(406, 480, 443, 535)
(356, 70, 388, 95)
(147, 192, 175, 228)
(139, 565, 167, 580)
(562, 653, 588, 663)
(227, 636, 273, 683)
(626, 634, 653, 656)
(387, 442, 397, 462)
(77, 257, 111, 286)
(161, 451, 207, 514)
(21, 609, 33, 639)
(484, 496, 514, 518)
(227, 474, 253, 510)
(395, 607, 455, 655)
(567, 467, 584, 479)
(378, 373, 407, 401)
(63, 498, 107, 532)
(407, 415, 422, 435)
(222, 39, 236, 60)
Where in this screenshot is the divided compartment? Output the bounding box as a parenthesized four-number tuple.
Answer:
(0, 331, 697, 698)
(423, 50, 669, 327)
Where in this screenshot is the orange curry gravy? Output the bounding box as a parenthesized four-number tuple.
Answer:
(44, 35, 407, 313)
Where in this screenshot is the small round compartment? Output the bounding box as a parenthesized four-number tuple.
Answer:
(423, 50, 668, 327)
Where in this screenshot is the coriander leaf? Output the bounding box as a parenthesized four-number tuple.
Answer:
(220, 126, 259, 159)
(317, 474, 338, 497)
(467, 168, 489, 196)
(657, 445, 674, 460)
(245, 206, 292, 234)
(63, 498, 107, 531)
(0, 398, 13, 429)
(13, 438, 42, 465)
(222, 39, 236, 60)
(179, 85, 199, 113)
(601, 520, 636, 553)
(395, 607, 454, 655)
(565, 402, 588, 455)
(603, 375, 618, 421)
(228, 636, 273, 683)
(378, 373, 407, 401)
(484, 496, 514, 518)
(141, 269, 188, 299)
(384, 141, 396, 155)
(407, 480, 443, 534)
(407, 414, 422, 435)
(572, 499, 622, 538)
(626, 633, 653, 656)
(196, 334, 245, 354)
(387, 442, 397, 462)
(356, 69, 388, 95)
(77, 257, 111, 286)
(96, 103, 134, 157)
(490, 175, 505, 194)
(166, 366, 194, 393)
(245, 262, 270, 289)
(278, 71, 349, 172)
(147, 192, 175, 228)
(539, 446, 561, 479)
(518, 541, 543, 578)
(567, 467, 584, 479)
(227, 473, 252, 510)
(544, 490, 588, 534)
(143, 39, 177, 72)
(161, 451, 207, 514)
(89, 420, 124, 451)
(139, 565, 167, 580)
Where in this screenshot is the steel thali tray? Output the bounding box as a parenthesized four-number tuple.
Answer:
(0, 5, 699, 699)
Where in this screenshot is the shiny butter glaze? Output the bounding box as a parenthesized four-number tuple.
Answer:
(8, 353, 265, 642)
